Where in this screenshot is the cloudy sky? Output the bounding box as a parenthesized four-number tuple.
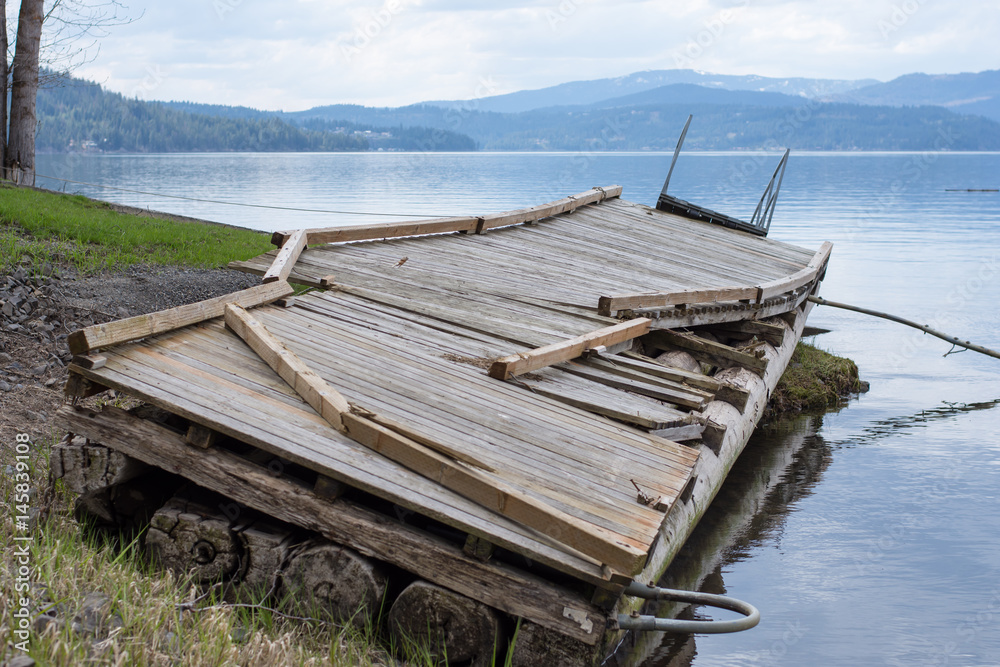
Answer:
(69, 0, 999, 111)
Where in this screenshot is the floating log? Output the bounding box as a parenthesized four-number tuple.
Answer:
(387, 580, 505, 666)
(281, 541, 388, 626)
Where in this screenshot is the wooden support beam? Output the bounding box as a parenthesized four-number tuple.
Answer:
(596, 242, 833, 317)
(644, 330, 769, 375)
(67, 281, 294, 355)
(488, 319, 652, 380)
(619, 347, 753, 412)
(463, 534, 496, 562)
(273, 217, 480, 247)
(224, 304, 352, 431)
(262, 229, 307, 284)
(55, 405, 608, 644)
(598, 286, 757, 317)
(185, 423, 216, 450)
(223, 304, 646, 575)
(340, 412, 646, 575)
(478, 186, 622, 232)
(71, 354, 107, 370)
(314, 474, 348, 500)
(270, 186, 622, 246)
(64, 372, 109, 399)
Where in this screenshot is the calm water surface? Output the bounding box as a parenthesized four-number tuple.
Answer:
(36, 152, 1000, 666)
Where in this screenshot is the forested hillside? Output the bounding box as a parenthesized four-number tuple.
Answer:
(35, 78, 476, 153)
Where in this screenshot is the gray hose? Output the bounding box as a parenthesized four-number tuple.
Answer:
(616, 581, 760, 634)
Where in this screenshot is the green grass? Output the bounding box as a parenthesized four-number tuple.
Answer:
(768, 342, 865, 416)
(0, 437, 441, 666)
(0, 184, 273, 274)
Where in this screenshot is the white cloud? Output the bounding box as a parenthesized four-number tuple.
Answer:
(67, 0, 1000, 110)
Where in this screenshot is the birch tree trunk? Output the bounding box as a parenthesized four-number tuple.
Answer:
(7, 0, 45, 186)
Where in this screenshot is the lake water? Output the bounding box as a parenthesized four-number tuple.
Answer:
(36, 152, 1000, 666)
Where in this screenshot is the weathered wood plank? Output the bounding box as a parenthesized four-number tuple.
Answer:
(479, 186, 622, 231)
(756, 241, 833, 301)
(614, 352, 751, 412)
(558, 362, 710, 411)
(341, 412, 647, 574)
(597, 286, 757, 317)
(55, 405, 609, 644)
(67, 281, 294, 355)
(224, 303, 647, 573)
(274, 217, 479, 247)
(489, 319, 652, 380)
(263, 229, 307, 284)
(224, 303, 352, 430)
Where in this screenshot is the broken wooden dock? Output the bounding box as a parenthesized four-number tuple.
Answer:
(56, 185, 831, 664)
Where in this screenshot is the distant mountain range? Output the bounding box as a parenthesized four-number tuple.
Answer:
(41, 68, 1000, 153)
(424, 70, 876, 113)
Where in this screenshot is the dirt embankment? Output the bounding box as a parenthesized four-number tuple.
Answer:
(0, 261, 258, 445)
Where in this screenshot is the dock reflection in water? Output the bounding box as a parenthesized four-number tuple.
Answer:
(614, 398, 1000, 667)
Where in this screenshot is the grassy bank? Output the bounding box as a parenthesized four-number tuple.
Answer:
(0, 184, 273, 273)
(0, 436, 433, 666)
(767, 342, 867, 418)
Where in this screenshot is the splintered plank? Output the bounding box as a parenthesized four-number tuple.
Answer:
(645, 330, 769, 375)
(615, 352, 751, 412)
(489, 319, 652, 380)
(558, 362, 711, 411)
(263, 229, 307, 284)
(67, 281, 295, 355)
(506, 369, 693, 430)
(55, 405, 608, 644)
(223, 303, 647, 574)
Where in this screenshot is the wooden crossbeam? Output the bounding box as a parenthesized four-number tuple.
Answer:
(224, 303, 351, 430)
(274, 217, 480, 247)
(262, 229, 306, 284)
(271, 186, 623, 247)
(488, 319, 652, 380)
(596, 241, 834, 317)
(222, 304, 646, 575)
(54, 405, 608, 644)
(67, 281, 294, 355)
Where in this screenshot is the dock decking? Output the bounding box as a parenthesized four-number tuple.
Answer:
(58, 186, 830, 650)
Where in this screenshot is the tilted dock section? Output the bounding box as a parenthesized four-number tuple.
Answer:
(56, 186, 830, 664)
